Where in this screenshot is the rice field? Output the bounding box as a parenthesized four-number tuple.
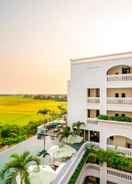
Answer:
(0, 96, 66, 126)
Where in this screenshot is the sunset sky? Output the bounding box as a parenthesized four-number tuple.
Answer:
(1, 0, 132, 94)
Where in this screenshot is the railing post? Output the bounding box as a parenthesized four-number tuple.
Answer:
(100, 163, 107, 184)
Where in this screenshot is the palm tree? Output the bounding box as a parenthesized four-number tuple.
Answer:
(37, 149, 49, 166)
(85, 144, 98, 163)
(0, 151, 40, 184)
(72, 121, 85, 135)
(58, 126, 72, 144)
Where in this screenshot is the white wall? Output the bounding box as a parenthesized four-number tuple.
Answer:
(68, 56, 132, 124)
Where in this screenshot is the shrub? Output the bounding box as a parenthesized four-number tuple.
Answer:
(97, 114, 109, 120)
(68, 149, 89, 184)
(110, 115, 132, 122)
(68, 145, 132, 184)
(98, 114, 132, 122)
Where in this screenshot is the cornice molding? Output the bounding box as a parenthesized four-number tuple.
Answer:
(71, 51, 132, 65)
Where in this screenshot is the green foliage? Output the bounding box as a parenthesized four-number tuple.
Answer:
(68, 145, 132, 184)
(98, 114, 132, 122)
(72, 121, 85, 135)
(0, 96, 67, 147)
(58, 126, 72, 143)
(37, 149, 49, 158)
(68, 149, 89, 184)
(97, 115, 109, 120)
(0, 121, 43, 146)
(110, 115, 132, 122)
(86, 145, 132, 172)
(0, 151, 40, 184)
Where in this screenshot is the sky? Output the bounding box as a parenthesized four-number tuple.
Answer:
(1, 0, 132, 94)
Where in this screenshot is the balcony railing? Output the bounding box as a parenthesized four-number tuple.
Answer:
(107, 97, 132, 105)
(87, 97, 132, 104)
(52, 142, 132, 184)
(86, 163, 132, 183)
(107, 144, 132, 157)
(87, 97, 100, 103)
(87, 118, 99, 124)
(107, 73, 132, 81)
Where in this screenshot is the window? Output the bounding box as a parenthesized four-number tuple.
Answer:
(121, 93, 126, 98)
(122, 67, 130, 74)
(96, 89, 100, 97)
(87, 110, 90, 118)
(115, 93, 119, 98)
(96, 110, 100, 117)
(115, 113, 119, 117)
(110, 136, 114, 141)
(88, 89, 90, 97)
(121, 114, 126, 117)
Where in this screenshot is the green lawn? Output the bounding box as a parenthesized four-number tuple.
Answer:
(0, 96, 66, 126)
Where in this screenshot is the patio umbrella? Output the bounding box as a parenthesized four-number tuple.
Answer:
(67, 135, 83, 144)
(48, 144, 76, 161)
(29, 165, 55, 184)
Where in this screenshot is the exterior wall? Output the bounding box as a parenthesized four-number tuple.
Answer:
(68, 52, 132, 149)
(107, 88, 132, 97)
(68, 56, 132, 124)
(107, 111, 132, 117)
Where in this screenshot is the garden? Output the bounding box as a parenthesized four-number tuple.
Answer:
(68, 145, 132, 184)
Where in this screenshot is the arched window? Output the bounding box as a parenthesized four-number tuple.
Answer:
(107, 65, 132, 75)
(121, 93, 126, 98)
(115, 93, 119, 98)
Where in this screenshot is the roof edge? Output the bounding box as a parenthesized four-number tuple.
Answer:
(71, 51, 132, 64)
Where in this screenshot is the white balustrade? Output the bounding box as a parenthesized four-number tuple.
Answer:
(107, 73, 132, 81)
(107, 167, 132, 182)
(107, 144, 132, 157)
(107, 97, 132, 104)
(87, 118, 99, 124)
(87, 97, 100, 103)
(86, 163, 132, 183)
(52, 142, 132, 184)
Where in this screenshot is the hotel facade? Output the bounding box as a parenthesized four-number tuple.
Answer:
(53, 52, 132, 184)
(68, 52, 132, 151)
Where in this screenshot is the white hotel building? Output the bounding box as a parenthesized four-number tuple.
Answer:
(53, 52, 132, 184)
(68, 51, 132, 152)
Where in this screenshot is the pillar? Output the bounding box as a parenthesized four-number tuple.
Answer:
(100, 163, 107, 184)
(100, 131, 107, 150)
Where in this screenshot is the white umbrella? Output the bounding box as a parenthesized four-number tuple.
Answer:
(49, 144, 76, 161)
(29, 165, 55, 184)
(67, 135, 83, 144)
(16, 165, 55, 184)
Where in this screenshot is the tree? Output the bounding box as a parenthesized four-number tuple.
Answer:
(72, 121, 85, 135)
(37, 108, 59, 121)
(57, 105, 67, 116)
(0, 151, 40, 184)
(58, 126, 72, 144)
(37, 149, 49, 166)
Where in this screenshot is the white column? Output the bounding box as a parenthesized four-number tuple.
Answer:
(100, 73, 107, 115)
(88, 131, 90, 141)
(100, 163, 107, 184)
(100, 131, 107, 150)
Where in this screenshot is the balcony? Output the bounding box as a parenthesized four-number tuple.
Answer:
(107, 97, 132, 104)
(87, 97, 132, 105)
(107, 73, 132, 81)
(52, 142, 132, 184)
(87, 97, 100, 103)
